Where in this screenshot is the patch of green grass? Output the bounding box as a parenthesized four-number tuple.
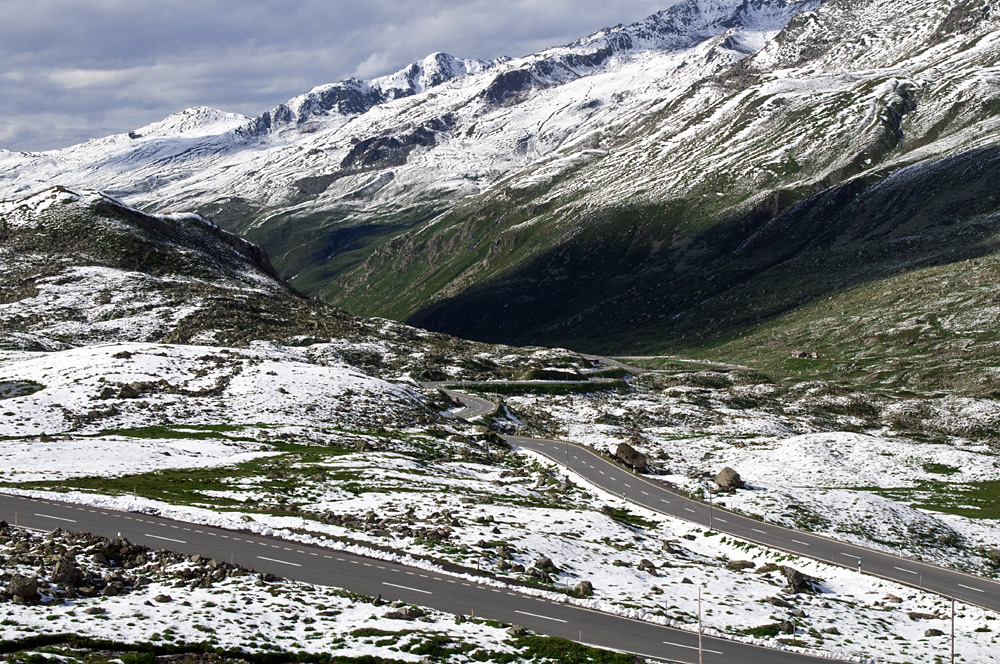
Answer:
(6, 439, 353, 510)
(513, 635, 641, 664)
(0, 380, 44, 399)
(922, 462, 960, 476)
(865, 479, 1000, 520)
(95, 424, 259, 442)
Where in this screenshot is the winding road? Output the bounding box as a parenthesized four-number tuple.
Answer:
(1, 371, 996, 663)
(436, 385, 1000, 613)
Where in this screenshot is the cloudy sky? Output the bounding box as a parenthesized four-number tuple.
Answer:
(0, 0, 677, 152)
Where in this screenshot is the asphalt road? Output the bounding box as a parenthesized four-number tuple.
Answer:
(0, 492, 838, 664)
(431, 385, 1000, 612)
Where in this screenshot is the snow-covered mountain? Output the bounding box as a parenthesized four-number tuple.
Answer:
(3, 0, 999, 355)
(0, 0, 820, 288)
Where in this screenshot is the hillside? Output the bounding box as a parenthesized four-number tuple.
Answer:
(1, 0, 999, 396)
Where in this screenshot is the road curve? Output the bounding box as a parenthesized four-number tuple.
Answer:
(0, 492, 839, 664)
(435, 385, 1000, 612)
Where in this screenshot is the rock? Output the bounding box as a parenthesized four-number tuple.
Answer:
(823, 626, 841, 635)
(507, 624, 527, 636)
(985, 548, 1000, 565)
(574, 580, 594, 597)
(83, 606, 106, 615)
(909, 612, 940, 621)
(534, 557, 559, 573)
(925, 628, 945, 637)
(681, 577, 694, 584)
(153, 594, 172, 603)
(726, 560, 756, 572)
(6, 574, 38, 601)
(885, 594, 903, 604)
(782, 566, 808, 593)
(638, 559, 657, 575)
(528, 567, 552, 582)
(715, 467, 745, 491)
(766, 596, 793, 608)
(754, 563, 781, 574)
(98, 386, 117, 400)
(52, 559, 84, 586)
(778, 620, 795, 634)
(791, 609, 808, 618)
(118, 384, 140, 399)
(613, 442, 648, 473)
(386, 605, 425, 621)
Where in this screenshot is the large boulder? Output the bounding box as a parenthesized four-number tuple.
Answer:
(7, 574, 38, 602)
(782, 566, 808, 593)
(715, 467, 746, 491)
(614, 442, 648, 473)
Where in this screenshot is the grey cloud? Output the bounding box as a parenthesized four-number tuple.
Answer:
(0, 0, 675, 151)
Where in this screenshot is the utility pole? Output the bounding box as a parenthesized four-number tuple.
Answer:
(698, 586, 704, 664)
(951, 596, 956, 664)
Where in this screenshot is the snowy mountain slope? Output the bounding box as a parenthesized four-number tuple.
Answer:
(0, 0, 820, 294)
(4, 0, 999, 366)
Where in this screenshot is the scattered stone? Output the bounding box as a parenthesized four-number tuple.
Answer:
(755, 563, 781, 574)
(534, 557, 559, 573)
(909, 612, 940, 621)
(777, 620, 795, 635)
(885, 594, 903, 604)
(83, 606, 106, 615)
(726, 560, 756, 572)
(823, 626, 841, 635)
(385, 605, 426, 621)
(118, 384, 140, 399)
(507, 624, 527, 636)
(767, 596, 793, 608)
(791, 609, 808, 618)
(681, 577, 694, 584)
(925, 629, 945, 637)
(638, 559, 657, 575)
(574, 580, 594, 597)
(782, 566, 808, 593)
(6, 574, 38, 602)
(154, 594, 172, 603)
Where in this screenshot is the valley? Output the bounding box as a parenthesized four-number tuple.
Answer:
(3, 0, 1000, 662)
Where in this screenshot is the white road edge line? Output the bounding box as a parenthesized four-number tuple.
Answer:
(145, 533, 187, 544)
(382, 582, 432, 595)
(515, 610, 567, 623)
(258, 556, 302, 567)
(34, 513, 76, 523)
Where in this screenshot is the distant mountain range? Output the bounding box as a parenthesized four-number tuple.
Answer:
(3, 0, 999, 390)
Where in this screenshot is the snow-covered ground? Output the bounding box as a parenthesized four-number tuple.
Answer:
(504, 371, 1000, 574)
(6, 438, 1000, 663)
(0, 525, 525, 663)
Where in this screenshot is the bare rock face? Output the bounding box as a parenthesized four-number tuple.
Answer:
(614, 442, 648, 473)
(715, 467, 745, 491)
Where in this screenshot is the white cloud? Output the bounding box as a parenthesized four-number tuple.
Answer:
(0, 0, 679, 151)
